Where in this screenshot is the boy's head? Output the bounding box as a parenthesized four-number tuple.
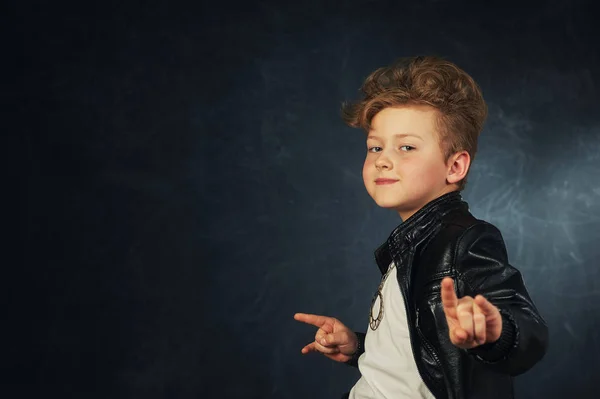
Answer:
(341, 56, 487, 220)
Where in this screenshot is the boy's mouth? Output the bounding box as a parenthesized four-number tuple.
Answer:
(375, 178, 399, 185)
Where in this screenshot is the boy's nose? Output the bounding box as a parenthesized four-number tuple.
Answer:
(375, 155, 392, 170)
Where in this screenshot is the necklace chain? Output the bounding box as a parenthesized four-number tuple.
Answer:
(369, 262, 395, 330)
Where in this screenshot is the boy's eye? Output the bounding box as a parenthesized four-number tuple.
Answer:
(400, 145, 415, 151)
(368, 146, 382, 153)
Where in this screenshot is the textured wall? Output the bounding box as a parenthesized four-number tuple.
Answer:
(18, 0, 599, 398)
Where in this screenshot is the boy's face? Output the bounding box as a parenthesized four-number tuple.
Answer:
(363, 105, 458, 221)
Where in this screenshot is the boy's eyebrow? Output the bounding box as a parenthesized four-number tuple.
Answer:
(367, 133, 424, 141)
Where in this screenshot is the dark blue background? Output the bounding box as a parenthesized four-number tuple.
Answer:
(17, 0, 599, 398)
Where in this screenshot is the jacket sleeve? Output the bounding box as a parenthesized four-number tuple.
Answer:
(453, 221, 548, 376)
(344, 331, 366, 368)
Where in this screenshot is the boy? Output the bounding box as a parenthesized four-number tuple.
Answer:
(294, 56, 548, 398)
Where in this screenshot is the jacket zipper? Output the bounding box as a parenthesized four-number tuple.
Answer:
(398, 254, 445, 397)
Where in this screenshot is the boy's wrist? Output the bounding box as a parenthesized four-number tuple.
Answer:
(469, 310, 518, 363)
(344, 332, 365, 367)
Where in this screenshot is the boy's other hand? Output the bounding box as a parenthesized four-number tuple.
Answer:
(294, 313, 358, 363)
(441, 277, 502, 349)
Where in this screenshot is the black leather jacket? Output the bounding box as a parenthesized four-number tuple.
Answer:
(345, 191, 548, 399)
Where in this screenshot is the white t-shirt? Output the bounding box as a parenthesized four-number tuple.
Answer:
(349, 262, 436, 399)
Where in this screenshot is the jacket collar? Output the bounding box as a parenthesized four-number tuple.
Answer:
(374, 191, 468, 273)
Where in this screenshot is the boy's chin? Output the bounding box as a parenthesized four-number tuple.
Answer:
(374, 200, 406, 210)
(372, 198, 419, 215)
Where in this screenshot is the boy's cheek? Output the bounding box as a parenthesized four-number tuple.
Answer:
(361, 168, 375, 193)
(362, 163, 374, 178)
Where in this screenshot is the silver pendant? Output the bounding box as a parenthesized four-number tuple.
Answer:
(369, 289, 384, 330)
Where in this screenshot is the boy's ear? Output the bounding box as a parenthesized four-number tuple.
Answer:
(446, 151, 470, 185)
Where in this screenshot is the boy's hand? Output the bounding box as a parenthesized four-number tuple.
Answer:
(294, 313, 358, 363)
(441, 277, 503, 349)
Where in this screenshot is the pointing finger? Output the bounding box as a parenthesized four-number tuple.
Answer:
(294, 313, 331, 329)
(441, 278, 458, 318)
(474, 295, 498, 317)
